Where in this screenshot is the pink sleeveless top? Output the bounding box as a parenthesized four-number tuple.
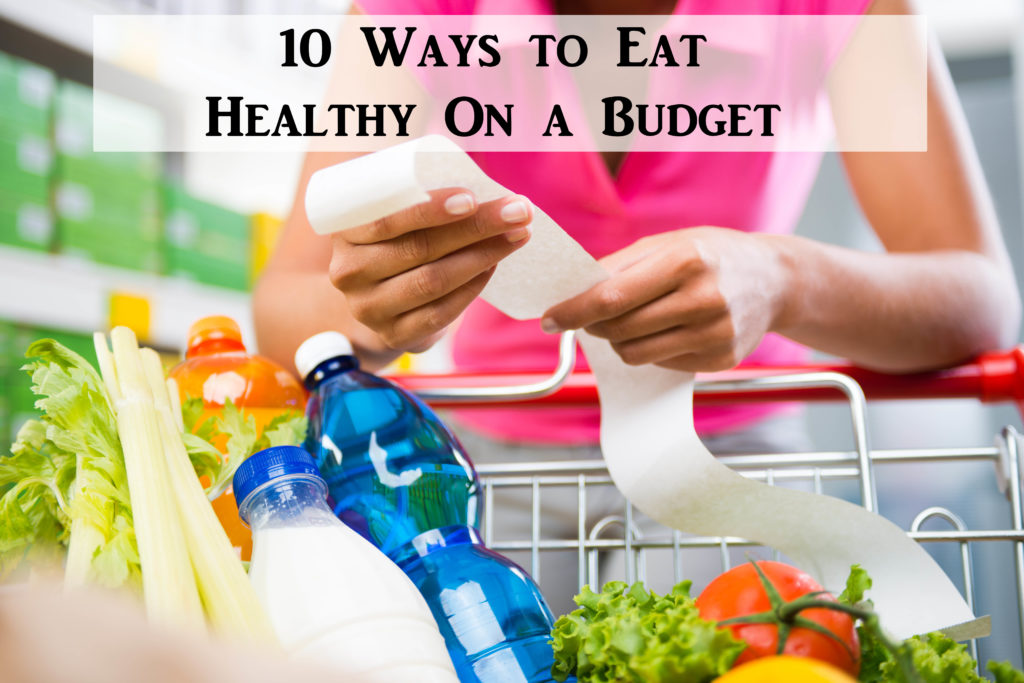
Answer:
(358, 0, 873, 444)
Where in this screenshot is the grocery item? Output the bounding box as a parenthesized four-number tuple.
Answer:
(551, 566, 1024, 683)
(696, 561, 859, 675)
(0, 51, 55, 139)
(93, 328, 273, 639)
(303, 136, 980, 639)
(0, 332, 273, 642)
(163, 183, 252, 291)
(2, 339, 134, 587)
(235, 445, 457, 681)
(169, 315, 306, 560)
(54, 80, 163, 273)
(835, 567, 1021, 683)
(550, 580, 743, 682)
(0, 56, 55, 252)
(714, 656, 857, 683)
(296, 331, 560, 683)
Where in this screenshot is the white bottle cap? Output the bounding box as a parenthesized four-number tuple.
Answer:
(294, 331, 355, 380)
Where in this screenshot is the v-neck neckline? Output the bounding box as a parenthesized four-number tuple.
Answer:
(506, 0, 687, 202)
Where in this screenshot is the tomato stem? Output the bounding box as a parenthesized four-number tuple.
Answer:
(717, 561, 925, 683)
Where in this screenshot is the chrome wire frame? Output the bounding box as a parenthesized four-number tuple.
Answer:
(410, 332, 1024, 662)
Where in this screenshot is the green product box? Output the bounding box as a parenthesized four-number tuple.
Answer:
(166, 247, 250, 291)
(0, 320, 17, 372)
(59, 216, 161, 251)
(56, 153, 158, 203)
(0, 132, 53, 199)
(8, 322, 41, 435)
(55, 181, 161, 242)
(58, 213, 162, 248)
(0, 194, 54, 251)
(55, 81, 162, 179)
(163, 184, 251, 260)
(0, 52, 55, 137)
(2, 327, 36, 442)
(7, 361, 35, 414)
(169, 225, 250, 266)
(60, 238, 162, 273)
(10, 325, 36, 365)
(196, 231, 250, 266)
(163, 184, 250, 240)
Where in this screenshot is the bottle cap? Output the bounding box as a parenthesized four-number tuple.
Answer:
(233, 446, 324, 517)
(186, 316, 244, 357)
(294, 331, 355, 380)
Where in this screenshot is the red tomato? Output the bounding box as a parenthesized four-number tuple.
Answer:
(695, 561, 860, 676)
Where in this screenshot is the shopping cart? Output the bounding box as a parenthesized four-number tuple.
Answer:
(391, 332, 1024, 670)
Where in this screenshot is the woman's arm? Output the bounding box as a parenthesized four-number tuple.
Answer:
(254, 148, 403, 374)
(770, 0, 1020, 370)
(541, 0, 1020, 373)
(254, 4, 530, 373)
(254, 2, 394, 372)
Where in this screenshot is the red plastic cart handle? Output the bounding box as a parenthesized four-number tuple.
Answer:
(391, 345, 1024, 420)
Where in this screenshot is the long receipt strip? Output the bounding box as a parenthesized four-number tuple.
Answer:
(305, 135, 986, 640)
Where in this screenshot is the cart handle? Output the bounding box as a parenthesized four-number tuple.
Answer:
(390, 332, 1024, 420)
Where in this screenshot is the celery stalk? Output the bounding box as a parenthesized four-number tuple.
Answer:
(63, 342, 108, 587)
(97, 328, 205, 632)
(141, 350, 275, 642)
(62, 471, 106, 589)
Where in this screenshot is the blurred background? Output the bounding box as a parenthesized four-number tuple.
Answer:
(0, 0, 1022, 669)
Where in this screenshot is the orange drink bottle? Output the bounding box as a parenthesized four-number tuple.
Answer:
(169, 316, 306, 561)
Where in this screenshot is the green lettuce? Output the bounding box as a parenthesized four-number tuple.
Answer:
(553, 566, 1024, 683)
(838, 566, 1024, 683)
(550, 580, 744, 682)
(989, 660, 1024, 683)
(857, 632, 1024, 683)
(181, 397, 307, 500)
(1, 340, 307, 588)
(1, 340, 139, 587)
(0, 420, 73, 577)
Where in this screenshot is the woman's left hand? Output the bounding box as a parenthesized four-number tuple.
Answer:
(540, 227, 792, 372)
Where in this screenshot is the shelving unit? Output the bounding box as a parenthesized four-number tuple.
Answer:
(0, 245, 253, 350)
(0, 3, 275, 352)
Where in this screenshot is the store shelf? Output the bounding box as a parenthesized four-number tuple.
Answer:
(0, 245, 254, 351)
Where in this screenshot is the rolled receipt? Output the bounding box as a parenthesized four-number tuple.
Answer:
(305, 134, 986, 640)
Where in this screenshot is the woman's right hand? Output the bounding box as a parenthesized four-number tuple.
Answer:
(328, 188, 533, 354)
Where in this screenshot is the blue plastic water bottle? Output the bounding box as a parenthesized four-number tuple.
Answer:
(295, 332, 560, 683)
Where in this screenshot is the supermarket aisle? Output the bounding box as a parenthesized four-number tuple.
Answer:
(0, 45, 290, 448)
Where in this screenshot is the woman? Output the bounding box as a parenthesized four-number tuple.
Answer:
(255, 0, 1020, 606)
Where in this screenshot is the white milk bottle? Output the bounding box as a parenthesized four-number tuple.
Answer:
(233, 445, 457, 682)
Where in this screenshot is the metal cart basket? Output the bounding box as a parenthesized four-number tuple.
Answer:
(392, 332, 1024, 670)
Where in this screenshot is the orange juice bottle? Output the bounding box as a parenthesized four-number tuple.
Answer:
(169, 315, 306, 560)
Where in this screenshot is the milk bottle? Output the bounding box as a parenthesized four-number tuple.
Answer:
(234, 445, 457, 682)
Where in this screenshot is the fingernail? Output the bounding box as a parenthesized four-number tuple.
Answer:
(505, 225, 531, 243)
(540, 317, 562, 334)
(500, 198, 530, 223)
(444, 193, 475, 216)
